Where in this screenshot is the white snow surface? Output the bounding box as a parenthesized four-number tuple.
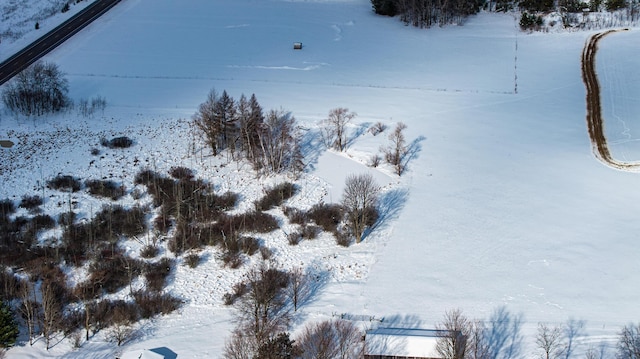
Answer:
(1, 0, 639, 358)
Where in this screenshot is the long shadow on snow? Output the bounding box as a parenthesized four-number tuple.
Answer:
(345, 122, 372, 149)
(363, 187, 409, 241)
(299, 126, 325, 172)
(399, 135, 426, 175)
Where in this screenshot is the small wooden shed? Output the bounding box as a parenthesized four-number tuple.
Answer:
(293, 42, 303, 50)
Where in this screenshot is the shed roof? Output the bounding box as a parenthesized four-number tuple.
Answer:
(365, 328, 445, 358)
(120, 349, 165, 359)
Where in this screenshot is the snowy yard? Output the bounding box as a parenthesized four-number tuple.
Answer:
(1, 0, 639, 358)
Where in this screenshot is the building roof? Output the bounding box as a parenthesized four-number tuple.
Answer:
(120, 349, 165, 359)
(365, 328, 445, 358)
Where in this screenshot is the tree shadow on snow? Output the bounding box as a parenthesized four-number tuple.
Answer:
(299, 127, 325, 172)
(345, 122, 371, 149)
(483, 306, 525, 359)
(363, 187, 409, 241)
(399, 135, 426, 175)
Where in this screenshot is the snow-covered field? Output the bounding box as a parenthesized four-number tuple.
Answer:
(1, 0, 639, 358)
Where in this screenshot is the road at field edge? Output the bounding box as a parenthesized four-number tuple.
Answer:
(0, 0, 120, 86)
(581, 28, 640, 171)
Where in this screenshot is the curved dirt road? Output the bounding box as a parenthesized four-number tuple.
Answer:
(581, 28, 640, 171)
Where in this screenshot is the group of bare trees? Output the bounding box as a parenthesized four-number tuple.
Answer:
(320, 108, 412, 176)
(193, 89, 303, 175)
(224, 261, 363, 359)
(434, 308, 640, 359)
(1, 61, 70, 116)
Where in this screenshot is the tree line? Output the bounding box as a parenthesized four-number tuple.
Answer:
(371, 0, 485, 27)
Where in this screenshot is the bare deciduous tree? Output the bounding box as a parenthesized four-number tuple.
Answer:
(286, 267, 309, 312)
(236, 261, 290, 344)
(296, 319, 363, 359)
(224, 328, 258, 359)
(257, 109, 298, 174)
(436, 308, 471, 359)
(536, 323, 565, 359)
(107, 322, 134, 346)
(41, 280, 64, 350)
(19, 281, 37, 346)
(193, 89, 221, 155)
(467, 319, 490, 359)
(322, 108, 357, 151)
(617, 323, 640, 359)
(342, 173, 380, 243)
(382, 122, 409, 175)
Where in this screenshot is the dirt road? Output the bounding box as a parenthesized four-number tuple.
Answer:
(581, 28, 640, 171)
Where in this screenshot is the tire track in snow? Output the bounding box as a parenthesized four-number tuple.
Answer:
(581, 28, 640, 171)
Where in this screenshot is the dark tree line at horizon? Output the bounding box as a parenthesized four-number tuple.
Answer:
(371, 0, 485, 27)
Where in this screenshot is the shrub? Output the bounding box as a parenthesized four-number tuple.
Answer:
(101, 136, 134, 149)
(368, 154, 381, 168)
(134, 169, 162, 187)
(284, 207, 307, 225)
(90, 147, 100, 156)
(93, 204, 147, 239)
(335, 230, 352, 247)
(236, 211, 280, 233)
(30, 214, 56, 230)
(254, 182, 298, 211)
(307, 203, 343, 233)
(133, 290, 181, 319)
(144, 258, 173, 292)
(369, 121, 387, 136)
(85, 179, 125, 200)
(91, 300, 139, 331)
(169, 166, 194, 180)
(140, 245, 159, 259)
(288, 232, 302, 246)
(209, 191, 239, 212)
(222, 251, 243, 269)
(223, 282, 248, 305)
(83, 250, 143, 296)
(301, 225, 320, 240)
(47, 175, 82, 192)
(260, 247, 273, 261)
(184, 253, 201, 268)
(19, 195, 43, 212)
(238, 236, 261, 256)
(168, 222, 205, 254)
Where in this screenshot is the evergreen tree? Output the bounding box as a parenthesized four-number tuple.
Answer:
(0, 301, 18, 349)
(255, 332, 300, 359)
(214, 90, 237, 153)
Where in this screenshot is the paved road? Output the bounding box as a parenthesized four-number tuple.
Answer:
(0, 0, 120, 86)
(581, 28, 639, 171)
